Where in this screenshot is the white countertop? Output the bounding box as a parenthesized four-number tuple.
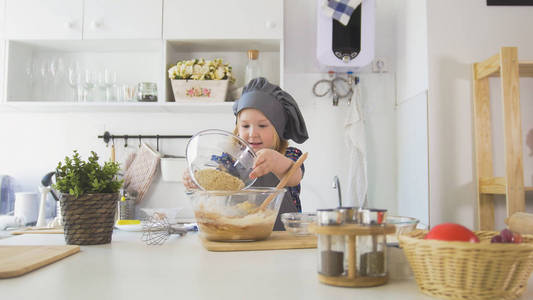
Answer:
(1, 231, 532, 300)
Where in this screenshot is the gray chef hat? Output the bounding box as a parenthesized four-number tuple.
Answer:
(232, 77, 308, 144)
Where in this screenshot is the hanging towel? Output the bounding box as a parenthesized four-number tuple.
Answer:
(322, 0, 362, 26)
(344, 84, 367, 207)
(0, 175, 15, 215)
(123, 143, 161, 204)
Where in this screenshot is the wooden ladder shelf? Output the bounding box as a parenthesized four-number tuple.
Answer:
(472, 47, 533, 230)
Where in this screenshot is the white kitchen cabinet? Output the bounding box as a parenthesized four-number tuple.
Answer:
(0, 0, 5, 38)
(83, 0, 162, 39)
(1, 0, 5, 103)
(5, 0, 83, 40)
(1, 0, 284, 111)
(163, 0, 283, 39)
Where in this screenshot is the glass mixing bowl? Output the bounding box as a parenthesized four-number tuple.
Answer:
(385, 215, 419, 245)
(189, 187, 286, 241)
(281, 212, 317, 236)
(186, 129, 257, 191)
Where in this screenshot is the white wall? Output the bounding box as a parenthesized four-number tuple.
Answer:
(427, 0, 533, 229)
(395, 0, 429, 225)
(0, 0, 424, 220)
(284, 0, 404, 214)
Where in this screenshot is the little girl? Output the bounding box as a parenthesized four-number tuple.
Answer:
(183, 77, 308, 230)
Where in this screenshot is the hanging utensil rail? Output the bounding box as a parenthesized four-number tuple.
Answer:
(98, 131, 192, 151)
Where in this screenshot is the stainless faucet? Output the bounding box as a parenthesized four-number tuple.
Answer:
(332, 176, 342, 207)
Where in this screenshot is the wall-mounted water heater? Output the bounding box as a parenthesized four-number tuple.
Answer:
(316, 0, 375, 71)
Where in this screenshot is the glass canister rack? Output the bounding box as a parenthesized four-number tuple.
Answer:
(309, 215, 395, 287)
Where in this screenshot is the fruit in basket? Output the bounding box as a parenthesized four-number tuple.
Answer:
(425, 223, 480, 243)
(501, 228, 514, 242)
(490, 228, 523, 244)
(513, 232, 523, 243)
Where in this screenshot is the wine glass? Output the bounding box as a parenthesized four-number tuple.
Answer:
(98, 69, 117, 102)
(49, 57, 66, 99)
(82, 70, 96, 102)
(39, 59, 50, 100)
(25, 59, 37, 98)
(68, 66, 83, 102)
(104, 70, 117, 102)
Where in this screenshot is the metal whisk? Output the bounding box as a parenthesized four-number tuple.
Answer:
(141, 215, 187, 245)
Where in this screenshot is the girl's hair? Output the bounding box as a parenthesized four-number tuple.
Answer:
(234, 113, 288, 154)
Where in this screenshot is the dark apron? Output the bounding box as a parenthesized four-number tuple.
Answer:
(253, 172, 298, 231)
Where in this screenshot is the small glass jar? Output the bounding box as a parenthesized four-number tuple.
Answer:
(316, 209, 345, 277)
(357, 234, 387, 277)
(136, 82, 158, 102)
(318, 234, 345, 276)
(357, 208, 388, 277)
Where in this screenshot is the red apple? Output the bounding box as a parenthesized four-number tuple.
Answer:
(425, 223, 480, 243)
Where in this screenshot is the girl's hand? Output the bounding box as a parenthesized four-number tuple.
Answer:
(249, 149, 285, 179)
(182, 168, 199, 190)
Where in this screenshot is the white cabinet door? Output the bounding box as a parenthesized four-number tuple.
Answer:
(84, 0, 162, 39)
(5, 0, 83, 39)
(0, 0, 5, 38)
(163, 0, 283, 39)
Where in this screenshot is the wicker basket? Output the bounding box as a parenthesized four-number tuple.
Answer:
(60, 193, 118, 245)
(399, 230, 533, 300)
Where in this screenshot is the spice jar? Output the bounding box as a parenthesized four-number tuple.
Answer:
(309, 207, 395, 287)
(316, 209, 345, 276)
(358, 209, 388, 277)
(136, 82, 158, 102)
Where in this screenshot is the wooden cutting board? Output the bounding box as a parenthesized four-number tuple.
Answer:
(200, 231, 317, 252)
(0, 245, 80, 278)
(11, 228, 64, 235)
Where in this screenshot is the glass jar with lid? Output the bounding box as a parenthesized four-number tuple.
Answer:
(136, 82, 158, 102)
(316, 209, 345, 277)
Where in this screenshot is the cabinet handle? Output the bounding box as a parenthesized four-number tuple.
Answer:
(64, 21, 75, 29)
(265, 21, 276, 29)
(91, 21, 102, 29)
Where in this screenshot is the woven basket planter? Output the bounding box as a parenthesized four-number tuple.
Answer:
(399, 229, 533, 300)
(60, 193, 118, 245)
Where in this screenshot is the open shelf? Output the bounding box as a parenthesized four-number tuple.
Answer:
(164, 39, 282, 102)
(3, 38, 283, 110)
(0, 101, 234, 113)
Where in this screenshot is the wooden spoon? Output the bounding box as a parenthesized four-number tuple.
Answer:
(257, 152, 308, 212)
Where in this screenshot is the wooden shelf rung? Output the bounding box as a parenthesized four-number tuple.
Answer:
(484, 61, 533, 78)
(518, 61, 533, 77)
(479, 176, 533, 194)
(475, 58, 533, 78)
(480, 177, 506, 194)
(474, 53, 500, 79)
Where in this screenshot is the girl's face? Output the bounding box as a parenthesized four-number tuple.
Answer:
(237, 108, 276, 152)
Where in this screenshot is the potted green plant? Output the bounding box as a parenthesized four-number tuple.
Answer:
(53, 150, 123, 245)
(168, 58, 236, 103)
